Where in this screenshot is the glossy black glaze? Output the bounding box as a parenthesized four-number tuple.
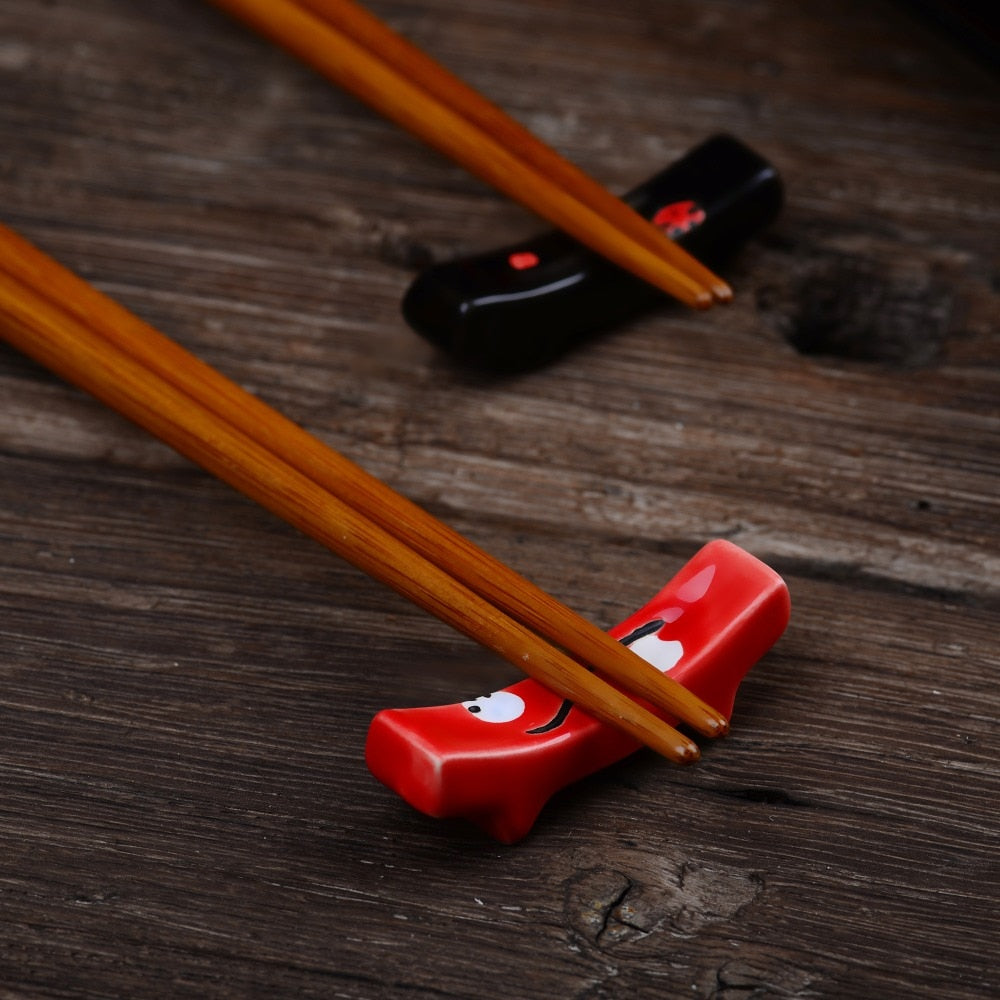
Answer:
(401, 134, 783, 371)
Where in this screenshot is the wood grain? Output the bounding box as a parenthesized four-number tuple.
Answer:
(0, 1, 997, 997)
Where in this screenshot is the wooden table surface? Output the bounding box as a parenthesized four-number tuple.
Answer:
(1, 1, 997, 997)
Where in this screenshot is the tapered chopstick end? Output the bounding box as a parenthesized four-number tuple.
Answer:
(700, 708, 731, 738)
(711, 280, 734, 304)
(691, 287, 714, 309)
(669, 737, 701, 765)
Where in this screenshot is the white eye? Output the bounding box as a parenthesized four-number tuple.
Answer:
(628, 634, 684, 674)
(461, 690, 526, 723)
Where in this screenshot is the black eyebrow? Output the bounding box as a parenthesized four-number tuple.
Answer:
(619, 619, 666, 647)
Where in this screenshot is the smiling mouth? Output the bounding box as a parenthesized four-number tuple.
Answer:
(525, 698, 574, 734)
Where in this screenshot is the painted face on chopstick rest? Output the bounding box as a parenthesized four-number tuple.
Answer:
(370, 551, 727, 764)
(456, 681, 570, 740)
(452, 561, 715, 739)
(392, 676, 573, 757)
(367, 562, 724, 758)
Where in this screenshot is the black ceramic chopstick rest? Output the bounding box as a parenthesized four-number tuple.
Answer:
(401, 134, 783, 371)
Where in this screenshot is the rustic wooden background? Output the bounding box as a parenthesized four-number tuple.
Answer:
(1, 1, 997, 997)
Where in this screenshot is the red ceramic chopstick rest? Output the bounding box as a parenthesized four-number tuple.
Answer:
(366, 540, 790, 842)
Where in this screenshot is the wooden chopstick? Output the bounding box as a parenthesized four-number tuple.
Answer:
(206, 0, 729, 309)
(0, 225, 727, 760)
(293, 0, 732, 304)
(0, 223, 728, 742)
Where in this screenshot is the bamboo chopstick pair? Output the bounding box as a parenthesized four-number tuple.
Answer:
(207, 0, 732, 309)
(0, 2, 734, 758)
(0, 225, 727, 761)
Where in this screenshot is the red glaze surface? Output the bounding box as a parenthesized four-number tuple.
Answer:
(365, 540, 790, 842)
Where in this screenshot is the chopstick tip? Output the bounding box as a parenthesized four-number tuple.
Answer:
(702, 709, 731, 738)
(691, 287, 714, 310)
(643, 723, 701, 764)
(712, 280, 734, 304)
(673, 738, 701, 764)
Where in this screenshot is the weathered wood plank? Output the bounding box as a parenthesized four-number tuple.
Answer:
(0, 0, 997, 997)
